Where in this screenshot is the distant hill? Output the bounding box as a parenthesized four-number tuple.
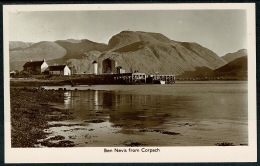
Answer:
(10, 41, 67, 62)
(213, 56, 247, 79)
(9, 41, 34, 50)
(222, 49, 247, 63)
(9, 30, 228, 74)
(179, 54, 247, 80)
(55, 39, 109, 59)
(178, 67, 213, 78)
(9, 40, 108, 71)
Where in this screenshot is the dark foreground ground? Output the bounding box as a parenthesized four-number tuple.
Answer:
(10, 87, 76, 147)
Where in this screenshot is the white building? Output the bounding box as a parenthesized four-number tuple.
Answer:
(92, 60, 98, 75)
(48, 65, 71, 76)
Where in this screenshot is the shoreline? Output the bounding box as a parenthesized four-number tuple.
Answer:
(10, 87, 76, 147)
(10, 77, 247, 88)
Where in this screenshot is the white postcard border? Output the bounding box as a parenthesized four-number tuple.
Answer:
(3, 3, 257, 163)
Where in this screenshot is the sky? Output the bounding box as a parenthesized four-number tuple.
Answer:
(9, 10, 247, 56)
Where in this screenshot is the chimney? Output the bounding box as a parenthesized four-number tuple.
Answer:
(30, 59, 32, 62)
(93, 61, 98, 75)
(43, 58, 46, 62)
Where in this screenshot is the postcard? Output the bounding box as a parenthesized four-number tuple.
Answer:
(3, 3, 257, 163)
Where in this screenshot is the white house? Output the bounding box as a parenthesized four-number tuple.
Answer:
(48, 65, 71, 76)
(23, 59, 48, 74)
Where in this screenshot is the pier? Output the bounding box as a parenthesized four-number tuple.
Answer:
(148, 74, 176, 84)
(112, 73, 175, 84)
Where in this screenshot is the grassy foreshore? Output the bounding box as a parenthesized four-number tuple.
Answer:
(11, 87, 75, 147)
(10, 75, 115, 87)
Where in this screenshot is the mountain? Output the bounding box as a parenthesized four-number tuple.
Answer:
(10, 41, 67, 62)
(213, 56, 247, 79)
(55, 39, 109, 59)
(222, 49, 247, 63)
(9, 31, 228, 74)
(179, 53, 247, 80)
(108, 31, 226, 74)
(9, 40, 108, 71)
(9, 41, 34, 50)
(178, 66, 213, 78)
(68, 31, 227, 75)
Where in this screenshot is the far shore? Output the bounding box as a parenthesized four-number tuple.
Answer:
(9, 74, 247, 88)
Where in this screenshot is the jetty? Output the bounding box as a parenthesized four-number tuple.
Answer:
(112, 73, 175, 84)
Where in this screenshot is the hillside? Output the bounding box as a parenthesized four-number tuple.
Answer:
(9, 41, 34, 50)
(213, 56, 247, 79)
(68, 31, 227, 75)
(179, 55, 247, 80)
(55, 39, 109, 59)
(10, 41, 67, 62)
(107, 31, 227, 74)
(178, 67, 213, 78)
(10, 31, 228, 74)
(9, 39, 108, 71)
(222, 49, 247, 63)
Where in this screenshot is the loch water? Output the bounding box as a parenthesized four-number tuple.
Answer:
(42, 81, 248, 146)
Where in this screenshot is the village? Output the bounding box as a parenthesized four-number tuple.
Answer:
(10, 58, 176, 85)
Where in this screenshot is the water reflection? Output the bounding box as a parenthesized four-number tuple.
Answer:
(94, 90, 99, 111)
(62, 90, 197, 132)
(47, 83, 248, 146)
(64, 91, 71, 109)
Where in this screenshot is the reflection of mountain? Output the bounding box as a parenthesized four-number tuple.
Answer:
(63, 90, 173, 129)
(106, 93, 171, 130)
(61, 90, 213, 135)
(66, 91, 199, 132)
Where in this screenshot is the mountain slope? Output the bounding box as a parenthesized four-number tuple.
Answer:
(222, 49, 247, 63)
(9, 41, 34, 50)
(178, 55, 247, 80)
(88, 31, 227, 75)
(10, 31, 228, 74)
(56, 39, 109, 59)
(9, 39, 108, 71)
(108, 31, 173, 49)
(10, 41, 67, 62)
(213, 56, 247, 79)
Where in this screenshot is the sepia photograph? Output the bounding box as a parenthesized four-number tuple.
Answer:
(4, 3, 256, 163)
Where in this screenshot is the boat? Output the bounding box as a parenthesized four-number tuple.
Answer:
(153, 80, 166, 84)
(160, 80, 166, 84)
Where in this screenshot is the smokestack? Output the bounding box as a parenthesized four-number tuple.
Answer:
(92, 61, 98, 75)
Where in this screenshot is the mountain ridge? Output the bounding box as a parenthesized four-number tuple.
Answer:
(9, 30, 231, 75)
(222, 49, 247, 63)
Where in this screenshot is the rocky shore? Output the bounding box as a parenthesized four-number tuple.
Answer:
(10, 87, 75, 147)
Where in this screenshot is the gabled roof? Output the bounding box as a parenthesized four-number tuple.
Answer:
(23, 60, 45, 67)
(48, 65, 67, 71)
